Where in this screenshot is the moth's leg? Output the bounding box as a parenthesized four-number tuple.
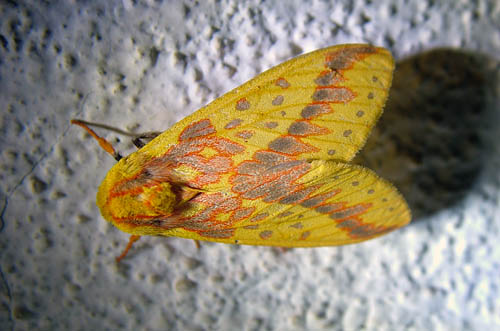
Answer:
(132, 131, 162, 149)
(194, 240, 201, 250)
(115, 235, 141, 263)
(71, 119, 122, 161)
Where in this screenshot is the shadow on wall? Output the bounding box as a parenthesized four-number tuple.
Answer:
(354, 48, 499, 220)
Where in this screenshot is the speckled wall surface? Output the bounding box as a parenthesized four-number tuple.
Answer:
(0, 1, 499, 330)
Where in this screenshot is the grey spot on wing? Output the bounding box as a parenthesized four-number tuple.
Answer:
(279, 187, 313, 205)
(326, 46, 376, 70)
(259, 230, 273, 239)
(336, 219, 360, 229)
(272, 95, 284, 106)
(312, 88, 355, 103)
(276, 78, 290, 88)
(236, 99, 250, 111)
(329, 205, 367, 219)
(288, 121, 316, 136)
(199, 229, 235, 238)
(225, 119, 243, 129)
(250, 212, 269, 222)
(301, 104, 331, 119)
(243, 224, 259, 229)
(233, 207, 255, 220)
(301, 196, 323, 208)
(300, 190, 340, 208)
(265, 121, 278, 129)
(236, 131, 253, 139)
(278, 211, 294, 218)
(237, 162, 269, 175)
(315, 71, 335, 86)
(264, 160, 306, 176)
(261, 183, 291, 202)
(351, 225, 396, 238)
(269, 137, 293, 153)
(180, 119, 215, 141)
(300, 231, 310, 240)
(315, 203, 342, 214)
(212, 139, 245, 154)
(290, 222, 303, 229)
(237, 158, 305, 178)
(268, 136, 312, 154)
(255, 151, 291, 166)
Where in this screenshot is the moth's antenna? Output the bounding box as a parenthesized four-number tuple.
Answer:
(71, 119, 122, 161)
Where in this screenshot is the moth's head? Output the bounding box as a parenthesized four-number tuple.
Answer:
(96, 154, 178, 235)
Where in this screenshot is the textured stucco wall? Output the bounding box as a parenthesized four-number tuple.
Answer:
(0, 1, 499, 330)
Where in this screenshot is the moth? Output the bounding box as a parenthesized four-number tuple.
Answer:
(73, 44, 411, 261)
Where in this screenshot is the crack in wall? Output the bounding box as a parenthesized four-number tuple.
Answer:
(0, 105, 86, 330)
(0, 100, 87, 235)
(0, 266, 14, 331)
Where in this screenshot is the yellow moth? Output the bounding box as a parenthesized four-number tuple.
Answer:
(73, 44, 411, 261)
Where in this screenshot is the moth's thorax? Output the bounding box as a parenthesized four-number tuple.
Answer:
(96, 151, 180, 235)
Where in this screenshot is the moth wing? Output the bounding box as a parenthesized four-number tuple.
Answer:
(145, 44, 394, 164)
(169, 161, 410, 246)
